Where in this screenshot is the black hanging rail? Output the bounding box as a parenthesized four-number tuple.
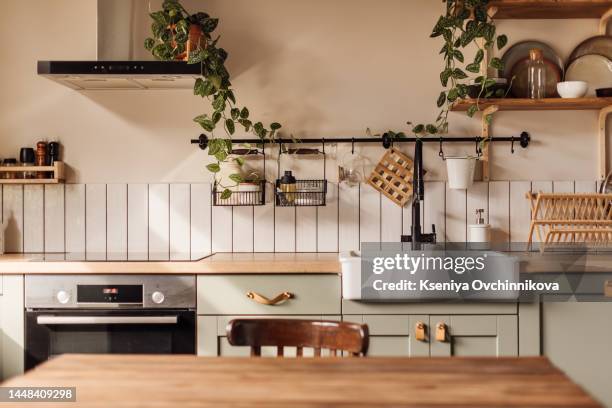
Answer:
(191, 132, 531, 150)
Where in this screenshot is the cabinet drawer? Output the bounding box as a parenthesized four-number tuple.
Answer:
(197, 275, 340, 315)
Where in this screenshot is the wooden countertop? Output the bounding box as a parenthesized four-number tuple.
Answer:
(0, 355, 600, 407)
(0, 253, 341, 274)
(0, 251, 610, 275)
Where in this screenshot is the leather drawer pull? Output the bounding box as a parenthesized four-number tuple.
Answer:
(435, 323, 448, 342)
(246, 291, 294, 305)
(605, 281, 612, 298)
(415, 321, 427, 342)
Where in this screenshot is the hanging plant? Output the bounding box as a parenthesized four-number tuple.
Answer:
(145, 0, 281, 199)
(408, 0, 510, 138)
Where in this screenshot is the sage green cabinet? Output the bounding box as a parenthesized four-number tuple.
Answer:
(0, 275, 24, 381)
(198, 315, 342, 357)
(344, 314, 517, 357)
(429, 315, 518, 357)
(541, 303, 612, 407)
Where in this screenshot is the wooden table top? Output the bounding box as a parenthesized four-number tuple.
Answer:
(0, 355, 600, 407)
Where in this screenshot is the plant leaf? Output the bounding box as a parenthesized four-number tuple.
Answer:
(220, 189, 232, 200)
(474, 49, 484, 65)
(240, 107, 249, 119)
(467, 105, 479, 117)
(206, 163, 221, 173)
(225, 119, 235, 135)
(497, 34, 508, 50)
(437, 92, 446, 108)
(489, 57, 504, 70)
(229, 173, 244, 184)
(270, 122, 282, 130)
(466, 63, 480, 73)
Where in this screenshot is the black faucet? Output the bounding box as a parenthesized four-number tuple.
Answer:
(401, 139, 436, 249)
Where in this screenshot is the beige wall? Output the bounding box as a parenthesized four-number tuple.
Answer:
(0, 0, 608, 183)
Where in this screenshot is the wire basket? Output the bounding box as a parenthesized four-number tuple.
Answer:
(212, 181, 266, 206)
(275, 179, 327, 207)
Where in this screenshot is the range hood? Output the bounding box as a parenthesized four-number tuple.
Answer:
(37, 61, 201, 90)
(38, 0, 199, 90)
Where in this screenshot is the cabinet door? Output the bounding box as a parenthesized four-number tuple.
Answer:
(430, 315, 518, 357)
(0, 275, 24, 380)
(198, 315, 341, 357)
(344, 315, 430, 357)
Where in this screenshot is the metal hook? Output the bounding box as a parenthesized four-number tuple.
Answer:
(511, 136, 515, 154)
(322, 138, 325, 155)
(351, 137, 355, 155)
(438, 137, 445, 161)
(476, 139, 482, 158)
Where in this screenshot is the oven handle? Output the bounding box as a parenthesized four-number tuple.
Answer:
(36, 315, 179, 325)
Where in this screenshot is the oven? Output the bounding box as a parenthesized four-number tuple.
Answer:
(25, 275, 196, 370)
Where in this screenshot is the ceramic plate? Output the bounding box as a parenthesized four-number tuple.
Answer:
(509, 57, 562, 98)
(568, 35, 612, 65)
(565, 54, 612, 96)
(501, 40, 564, 88)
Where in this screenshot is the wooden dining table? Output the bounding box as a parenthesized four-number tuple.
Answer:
(0, 354, 600, 407)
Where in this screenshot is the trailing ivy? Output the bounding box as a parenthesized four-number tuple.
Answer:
(145, 0, 280, 197)
(408, 0, 509, 137)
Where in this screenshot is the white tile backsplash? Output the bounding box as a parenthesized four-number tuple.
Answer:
(0, 180, 591, 256)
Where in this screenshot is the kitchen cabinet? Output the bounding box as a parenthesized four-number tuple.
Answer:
(343, 300, 519, 357)
(344, 314, 517, 357)
(541, 302, 612, 407)
(0, 275, 24, 380)
(198, 315, 342, 357)
(345, 315, 429, 357)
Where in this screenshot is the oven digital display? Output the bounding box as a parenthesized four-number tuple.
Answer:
(77, 285, 143, 303)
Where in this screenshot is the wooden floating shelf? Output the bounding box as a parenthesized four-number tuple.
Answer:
(0, 162, 65, 184)
(451, 97, 612, 112)
(490, 0, 612, 19)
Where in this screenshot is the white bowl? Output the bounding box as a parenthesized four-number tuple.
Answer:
(556, 81, 588, 98)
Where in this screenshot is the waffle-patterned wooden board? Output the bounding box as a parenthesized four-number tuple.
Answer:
(367, 148, 414, 207)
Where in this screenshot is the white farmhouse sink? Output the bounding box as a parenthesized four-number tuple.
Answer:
(339, 251, 362, 300)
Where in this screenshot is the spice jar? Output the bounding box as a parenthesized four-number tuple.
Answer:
(19, 148, 35, 179)
(2, 158, 19, 179)
(36, 141, 48, 179)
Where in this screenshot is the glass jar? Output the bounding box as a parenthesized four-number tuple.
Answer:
(528, 48, 546, 99)
(2, 158, 19, 179)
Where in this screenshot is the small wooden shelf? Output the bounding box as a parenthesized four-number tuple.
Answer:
(490, 0, 612, 19)
(452, 97, 612, 111)
(0, 162, 65, 184)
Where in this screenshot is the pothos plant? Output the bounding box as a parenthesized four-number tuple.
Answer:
(145, 0, 281, 198)
(405, 0, 509, 139)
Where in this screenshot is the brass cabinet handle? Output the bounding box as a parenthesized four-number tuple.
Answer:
(435, 323, 448, 342)
(415, 321, 427, 342)
(246, 291, 294, 305)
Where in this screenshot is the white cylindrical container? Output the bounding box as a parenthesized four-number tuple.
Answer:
(339, 251, 362, 300)
(446, 156, 477, 190)
(469, 224, 491, 243)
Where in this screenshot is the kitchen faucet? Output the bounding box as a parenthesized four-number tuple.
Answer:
(401, 139, 436, 249)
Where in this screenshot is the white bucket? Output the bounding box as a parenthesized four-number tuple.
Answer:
(446, 156, 477, 190)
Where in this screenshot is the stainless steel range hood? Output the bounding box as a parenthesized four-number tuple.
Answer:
(38, 0, 199, 90)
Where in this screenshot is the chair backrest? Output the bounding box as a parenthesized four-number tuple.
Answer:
(226, 319, 369, 357)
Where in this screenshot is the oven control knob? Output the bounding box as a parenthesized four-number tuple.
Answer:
(56, 290, 70, 304)
(151, 291, 165, 304)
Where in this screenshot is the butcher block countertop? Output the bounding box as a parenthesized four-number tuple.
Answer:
(0, 355, 600, 407)
(0, 251, 611, 275)
(0, 253, 341, 274)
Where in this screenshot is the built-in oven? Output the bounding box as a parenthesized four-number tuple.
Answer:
(25, 275, 196, 370)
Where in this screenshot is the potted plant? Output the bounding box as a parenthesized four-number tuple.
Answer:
(145, 0, 280, 199)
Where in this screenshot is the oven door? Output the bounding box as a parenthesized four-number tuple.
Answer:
(25, 309, 195, 370)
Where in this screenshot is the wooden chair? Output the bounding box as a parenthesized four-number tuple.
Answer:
(226, 319, 369, 357)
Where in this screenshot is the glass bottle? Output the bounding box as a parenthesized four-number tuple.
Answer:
(278, 171, 297, 205)
(527, 48, 546, 99)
